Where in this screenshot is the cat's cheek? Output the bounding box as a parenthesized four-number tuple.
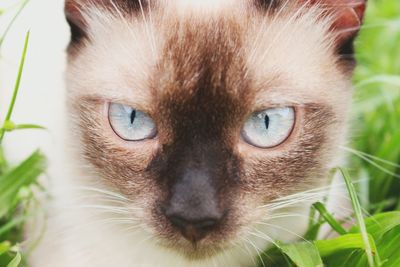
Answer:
(236, 105, 334, 205)
(75, 104, 160, 199)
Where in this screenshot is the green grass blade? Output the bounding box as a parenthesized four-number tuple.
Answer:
(313, 202, 348, 235)
(0, 242, 11, 257)
(0, 147, 7, 174)
(350, 211, 400, 240)
(13, 124, 46, 130)
(0, 215, 27, 236)
(303, 221, 324, 241)
(0, 150, 46, 218)
(375, 225, 400, 267)
(6, 252, 21, 267)
(0, 31, 30, 144)
(277, 242, 323, 267)
(315, 233, 377, 258)
(340, 168, 378, 267)
(1, 122, 46, 132)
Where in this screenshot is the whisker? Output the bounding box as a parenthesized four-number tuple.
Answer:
(48, 216, 142, 247)
(229, 240, 254, 265)
(263, 212, 311, 221)
(211, 248, 219, 267)
(247, 231, 277, 266)
(248, 228, 277, 248)
(346, 149, 400, 178)
(147, 0, 158, 55)
(219, 243, 235, 267)
(247, 0, 290, 68)
(341, 146, 400, 169)
(70, 204, 134, 214)
(257, 221, 309, 243)
(239, 237, 259, 267)
(138, 0, 156, 57)
(259, 177, 367, 211)
(258, 0, 314, 64)
(244, 235, 266, 267)
(70, 196, 131, 206)
(260, 193, 326, 210)
(72, 186, 130, 201)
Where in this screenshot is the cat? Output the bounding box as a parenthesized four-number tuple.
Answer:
(29, 0, 366, 266)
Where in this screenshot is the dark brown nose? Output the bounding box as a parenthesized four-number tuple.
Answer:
(165, 168, 224, 243)
(166, 212, 222, 243)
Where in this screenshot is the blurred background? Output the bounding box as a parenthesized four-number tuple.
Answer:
(0, 0, 68, 165)
(351, 0, 400, 213)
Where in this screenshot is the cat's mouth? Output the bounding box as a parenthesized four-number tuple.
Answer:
(157, 235, 232, 260)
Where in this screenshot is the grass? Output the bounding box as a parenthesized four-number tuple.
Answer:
(0, 2, 46, 266)
(0, 0, 399, 266)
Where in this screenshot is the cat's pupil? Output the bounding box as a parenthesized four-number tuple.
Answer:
(264, 115, 270, 129)
(130, 110, 136, 124)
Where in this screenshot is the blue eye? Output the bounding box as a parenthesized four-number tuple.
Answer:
(108, 103, 157, 141)
(241, 107, 295, 148)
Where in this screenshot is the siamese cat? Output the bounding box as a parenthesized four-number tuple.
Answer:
(30, 0, 366, 266)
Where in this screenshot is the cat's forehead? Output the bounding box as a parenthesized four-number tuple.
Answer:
(67, 0, 350, 112)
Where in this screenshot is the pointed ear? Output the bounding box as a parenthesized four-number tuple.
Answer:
(303, 0, 367, 57)
(65, 0, 90, 44)
(65, 0, 144, 47)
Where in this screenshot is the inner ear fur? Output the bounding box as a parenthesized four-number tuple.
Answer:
(301, 0, 367, 57)
(65, 0, 88, 44)
(65, 0, 144, 46)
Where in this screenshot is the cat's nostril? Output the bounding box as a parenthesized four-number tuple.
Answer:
(166, 213, 222, 243)
(168, 215, 218, 230)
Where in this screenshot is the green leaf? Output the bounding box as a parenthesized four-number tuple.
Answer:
(376, 225, 400, 266)
(0, 242, 11, 257)
(278, 242, 323, 267)
(1, 122, 46, 132)
(303, 221, 324, 241)
(323, 225, 400, 267)
(340, 168, 378, 267)
(313, 202, 348, 235)
(14, 124, 46, 130)
(6, 252, 21, 267)
(0, 31, 30, 144)
(315, 234, 377, 258)
(0, 215, 27, 237)
(1, 121, 16, 131)
(350, 211, 400, 240)
(0, 150, 46, 218)
(0, 147, 7, 174)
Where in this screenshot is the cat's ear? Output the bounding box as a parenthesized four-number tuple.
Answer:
(305, 0, 367, 57)
(65, 0, 143, 45)
(65, 0, 90, 44)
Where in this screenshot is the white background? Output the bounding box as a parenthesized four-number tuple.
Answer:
(0, 0, 69, 163)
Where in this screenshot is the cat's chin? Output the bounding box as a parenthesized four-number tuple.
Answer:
(157, 238, 232, 260)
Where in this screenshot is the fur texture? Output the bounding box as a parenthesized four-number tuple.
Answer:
(30, 0, 366, 266)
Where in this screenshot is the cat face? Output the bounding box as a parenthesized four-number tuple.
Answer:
(65, 0, 365, 258)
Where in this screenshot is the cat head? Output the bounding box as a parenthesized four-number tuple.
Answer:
(64, 0, 366, 258)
